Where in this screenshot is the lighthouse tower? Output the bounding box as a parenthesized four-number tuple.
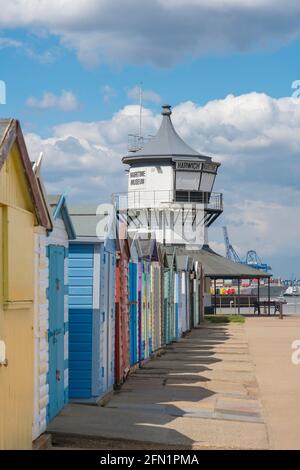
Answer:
(117, 105, 223, 247)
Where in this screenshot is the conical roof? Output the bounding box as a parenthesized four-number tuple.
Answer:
(123, 105, 211, 164)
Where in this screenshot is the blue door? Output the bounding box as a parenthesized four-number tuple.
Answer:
(129, 262, 138, 366)
(99, 249, 115, 395)
(48, 245, 65, 422)
(68, 243, 94, 399)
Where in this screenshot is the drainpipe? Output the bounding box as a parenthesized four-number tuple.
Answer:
(238, 278, 241, 315)
(214, 278, 217, 315)
(257, 278, 260, 315)
(268, 277, 271, 316)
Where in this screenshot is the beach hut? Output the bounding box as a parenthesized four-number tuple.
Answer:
(137, 235, 159, 361)
(0, 119, 49, 449)
(161, 245, 177, 345)
(173, 267, 180, 340)
(32, 155, 52, 440)
(176, 253, 191, 335)
(176, 248, 207, 325)
(68, 205, 116, 402)
(150, 246, 163, 353)
(32, 157, 76, 436)
(192, 261, 202, 327)
(187, 256, 195, 330)
(46, 196, 75, 423)
(128, 237, 140, 367)
(115, 225, 130, 386)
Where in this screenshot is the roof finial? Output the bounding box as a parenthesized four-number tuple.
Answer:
(162, 104, 172, 116)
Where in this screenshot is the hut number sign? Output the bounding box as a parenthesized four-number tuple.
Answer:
(130, 170, 145, 186)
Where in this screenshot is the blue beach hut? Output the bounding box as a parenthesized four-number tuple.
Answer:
(33, 152, 76, 437)
(68, 205, 116, 402)
(128, 237, 141, 367)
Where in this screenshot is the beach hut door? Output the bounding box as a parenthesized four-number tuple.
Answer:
(47, 245, 65, 422)
(107, 253, 115, 389)
(101, 251, 115, 393)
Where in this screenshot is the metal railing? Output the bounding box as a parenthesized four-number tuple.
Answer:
(112, 190, 223, 212)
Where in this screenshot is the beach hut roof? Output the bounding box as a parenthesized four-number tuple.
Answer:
(68, 204, 115, 243)
(0, 118, 50, 228)
(47, 194, 76, 240)
(176, 253, 192, 272)
(32, 153, 53, 231)
(128, 236, 142, 261)
(115, 222, 131, 258)
(159, 244, 177, 270)
(134, 232, 159, 261)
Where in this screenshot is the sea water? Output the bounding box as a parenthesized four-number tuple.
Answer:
(284, 296, 300, 315)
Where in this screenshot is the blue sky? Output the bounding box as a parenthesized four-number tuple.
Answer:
(2, 30, 300, 133)
(1, 0, 300, 278)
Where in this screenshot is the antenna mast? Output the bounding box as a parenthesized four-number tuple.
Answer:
(139, 82, 143, 139)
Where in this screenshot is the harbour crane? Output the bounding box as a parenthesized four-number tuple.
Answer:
(222, 226, 272, 272)
(243, 250, 271, 273)
(222, 226, 241, 263)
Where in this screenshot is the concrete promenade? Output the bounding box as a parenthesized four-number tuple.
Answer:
(245, 314, 300, 450)
(48, 323, 269, 449)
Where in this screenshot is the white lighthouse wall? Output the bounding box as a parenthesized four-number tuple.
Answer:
(128, 165, 174, 209)
(126, 163, 205, 246)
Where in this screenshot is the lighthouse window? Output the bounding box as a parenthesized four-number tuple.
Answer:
(175, 171, 200, 191)
(199, 172, 215, 192)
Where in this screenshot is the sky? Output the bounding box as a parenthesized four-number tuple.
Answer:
(1, 0, 300, 278)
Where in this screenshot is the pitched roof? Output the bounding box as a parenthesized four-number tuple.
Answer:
(176, 245, 272, 279)
(159, 244, 177, 269)
(0, 118, 50, 228)
(133, 232, 159, 260)
(68, 204, 114, 242)
(123, 105, 212, 164)
(47, 194, 76, 240)
(128, 236, 142, 261)
(176, 253, 194, 271)
(32, 154, 53, 231)
(0, 119, 11, 149)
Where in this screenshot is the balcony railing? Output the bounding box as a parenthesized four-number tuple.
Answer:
(112, 190, 223, 213)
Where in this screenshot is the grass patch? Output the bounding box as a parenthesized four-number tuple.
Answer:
(205, 314, 245, 324)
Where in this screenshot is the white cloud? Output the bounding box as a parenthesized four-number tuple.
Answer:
(209, 195, 300, 277)
(25, 105, 158, 200)
(1, 1, 300, 66)
(127, 86, 162, 105)
(0, 36, 22, 49)
(26, 90, 79, 111)
(0, 35, 58, 63)
(25, 93, 300, 274)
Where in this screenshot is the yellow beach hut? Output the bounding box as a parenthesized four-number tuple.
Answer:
(0, 119, 49, 449)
